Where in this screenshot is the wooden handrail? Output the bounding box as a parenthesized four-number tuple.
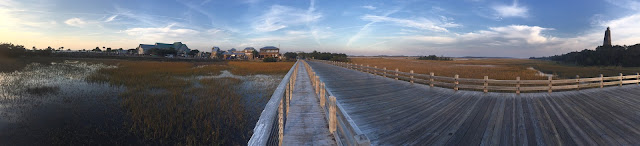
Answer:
(249, 61, 299, 146)
(321, 60, 640, 93)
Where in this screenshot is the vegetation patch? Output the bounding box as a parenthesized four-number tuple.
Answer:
(350, 58, 640, 79)
(25, 86, 60, 95)
(86, 60, 292, 145)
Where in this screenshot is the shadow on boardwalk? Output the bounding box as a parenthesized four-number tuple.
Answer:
(308, 61, 640, 145)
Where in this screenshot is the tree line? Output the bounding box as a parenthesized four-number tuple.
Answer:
(417, 55, 452, 61)
(299, 51, 348, 62)
(531, 44, 640, 67)
(281, 51, 348, 62)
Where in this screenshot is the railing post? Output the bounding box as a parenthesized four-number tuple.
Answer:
(516, 77, 520, 94)
(484, 76, 488, 93)
(410, 70, 414, 84)
(278, 98, 284, 146)
(454, 75, 459, 91)
(374, 66, 378, 76)
(366, 65, 370, 74)
(329, 96, 337, 133)
(383, 67, 387, 77)
(430, 72, 435, 87)
(600, 74, 604, 88)
(619, 73, 623, 87)
(395, 68, 399, 80)
(286, 81, 290, 116)
(320, 82, 325, 100)
(548, 76, 553, 93)
(576, 75, 580, 91)
(320, 83, 326, 109)
(316, 76, 320, 95)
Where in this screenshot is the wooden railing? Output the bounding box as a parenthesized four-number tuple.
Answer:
(318, 60, 640, 93)
(249, 61, 299, 146)
(301, 60, 371, 146)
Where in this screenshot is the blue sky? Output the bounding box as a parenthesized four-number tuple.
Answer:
(1, 0, 640, 57)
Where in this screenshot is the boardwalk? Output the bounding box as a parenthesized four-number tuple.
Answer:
(307, 61, 640, 145)
(282, 63, 336, 145)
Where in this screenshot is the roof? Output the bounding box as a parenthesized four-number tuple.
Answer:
(244, 47, 255, 50)
(260, 46, 279, 50)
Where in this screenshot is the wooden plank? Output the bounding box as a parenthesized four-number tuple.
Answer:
(520, 86, 552, 91)
(487, 86, 517, 91)
(552, 79, 578, 84)
(551, 85, 578, 90)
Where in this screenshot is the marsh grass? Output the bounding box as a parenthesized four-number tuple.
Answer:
(86, 60, 292, 145)
(351, 58, 640, 79)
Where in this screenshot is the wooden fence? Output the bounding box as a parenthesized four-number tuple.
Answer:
(302, 60, 371, 146)
(319, 60, 640, 93)
(248, 61, 299, 146)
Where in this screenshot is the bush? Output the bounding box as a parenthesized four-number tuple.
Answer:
(263, 57, 277, 62)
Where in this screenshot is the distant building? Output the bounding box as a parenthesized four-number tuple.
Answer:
(259, 46, 280, 58)
(136, 42, 190, 56)
(210, 46, 221, 59)
(244, 47, 256, 60)
(604, 27, 612, 47)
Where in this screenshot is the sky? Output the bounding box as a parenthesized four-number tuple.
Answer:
(1, 0, 640, 57)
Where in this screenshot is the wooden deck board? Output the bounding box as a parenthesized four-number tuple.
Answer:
(306, 61, 640, 145)
(282, 64, 336, 146)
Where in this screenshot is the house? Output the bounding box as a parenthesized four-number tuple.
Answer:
(244, 47, 256, 60)
(210, 46, 221, 59)
(259, 46, 280, 59)
(223, 48, 246, 60)
(135, 42, 191, 56)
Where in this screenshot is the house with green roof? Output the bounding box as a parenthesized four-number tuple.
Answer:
(136, 42, 191, 56)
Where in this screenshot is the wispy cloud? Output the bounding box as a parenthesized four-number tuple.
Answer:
(492, 0, 528, 18)
(104, 15, 118, 22)
(253, 4, 322, 32)
(361, 15, 460, 32)
(604, 0, 640, 11)
(347, 9, 399, 47)
(362, 5, 376, 10)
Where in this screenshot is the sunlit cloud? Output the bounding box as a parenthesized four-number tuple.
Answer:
(492, 0, 528, 18)
(64, 18, 88, 27)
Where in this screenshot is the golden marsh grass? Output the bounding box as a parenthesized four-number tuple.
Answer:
(350, 57, 640, 79)
(87, 60, 293, 145)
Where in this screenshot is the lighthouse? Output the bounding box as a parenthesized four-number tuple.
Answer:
(603, 27, 612, 47)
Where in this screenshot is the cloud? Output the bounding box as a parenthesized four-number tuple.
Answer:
(492, 0, 528, 18)
(125, 23, 198, 37)
(253, 4, 322, 32)
(600, 14, 640, 45)
(604, 0, 640, 11)
(362, 5, 376, 10)
(460, 25, 552, 44)
(104, 15, 118, 22)
(361, 15, 460, 32)
(64, 18, 88, 27)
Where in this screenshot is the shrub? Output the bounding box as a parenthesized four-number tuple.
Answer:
(263, 57, 277, 62)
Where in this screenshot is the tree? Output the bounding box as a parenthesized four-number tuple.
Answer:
(283, 52, 298, 60)
(252, 50, 259, 58)
(106, 47, 112, 52)
(93, 47, 102, 52)
(189, 50, 200, 56)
